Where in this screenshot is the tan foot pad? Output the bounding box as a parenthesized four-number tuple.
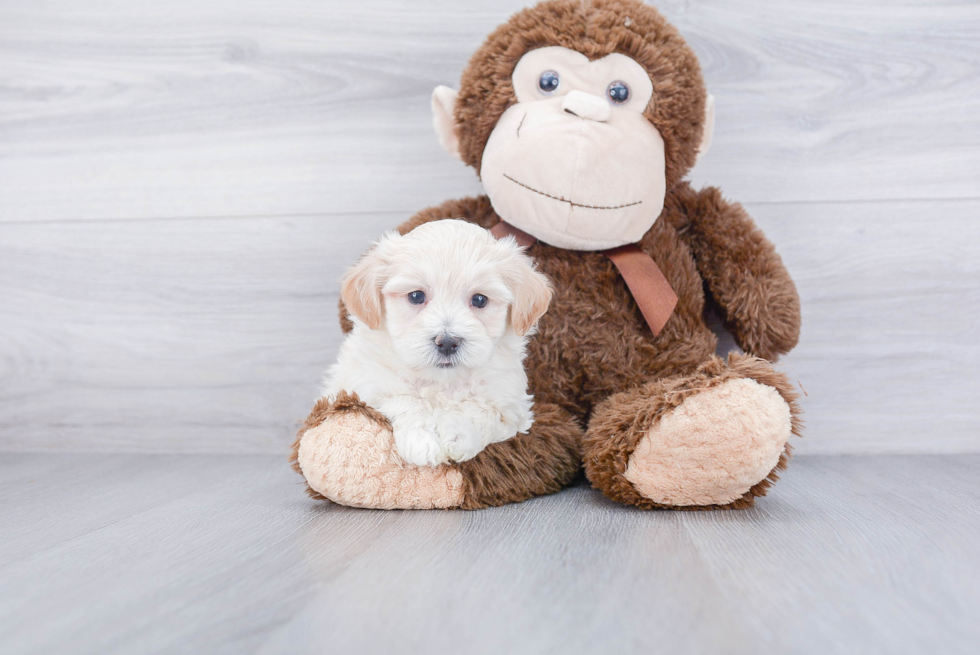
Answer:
(624, 378, 792, 506)
(297, 410, 463, 510)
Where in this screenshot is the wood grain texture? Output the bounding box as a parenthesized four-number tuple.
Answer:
(1, 0, 978, 223)
(1, 0, 978, 454)
(0, 453, 978, 654)
(759, 198, 980, 453)
(0, 213, 395, 453)
(2, 199, 979, 454)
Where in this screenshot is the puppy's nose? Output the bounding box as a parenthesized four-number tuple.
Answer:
(434, 335, 461, 357)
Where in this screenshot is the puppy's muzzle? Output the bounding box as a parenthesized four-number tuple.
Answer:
(434, 334, 462, 358)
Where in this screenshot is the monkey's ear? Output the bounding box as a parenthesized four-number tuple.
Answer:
(431, 85, 462, 161)
(695, 93, 715, 165)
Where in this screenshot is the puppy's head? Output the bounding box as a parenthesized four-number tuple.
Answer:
(341, 219, 552, 371)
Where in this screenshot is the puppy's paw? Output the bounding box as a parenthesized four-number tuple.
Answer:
(437, 414, 485, 463)
(394, 425, 447, 467)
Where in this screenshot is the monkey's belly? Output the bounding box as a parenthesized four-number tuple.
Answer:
(525, 282, 716, 419)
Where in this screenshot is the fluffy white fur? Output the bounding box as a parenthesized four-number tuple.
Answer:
(322, 219, 553, 467)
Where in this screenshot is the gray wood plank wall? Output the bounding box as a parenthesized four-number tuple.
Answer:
(1, 0, 978, 454)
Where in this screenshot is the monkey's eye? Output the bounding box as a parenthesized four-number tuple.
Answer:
(607, 80, 631, 104)
(471, 294, 488, 309)
(408, 290, 426, 305)
(538, 70, 560, 95)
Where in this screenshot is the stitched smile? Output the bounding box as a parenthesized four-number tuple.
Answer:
(503, 174, 642, 210)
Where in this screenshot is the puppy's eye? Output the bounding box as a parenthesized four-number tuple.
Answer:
(471, 294, 488, 309)
(607, 80, 630, 104)
(538, 70, 560, 95)
(408, 290, 426, 305)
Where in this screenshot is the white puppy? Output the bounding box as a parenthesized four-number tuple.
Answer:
(322, 219, 553, 467)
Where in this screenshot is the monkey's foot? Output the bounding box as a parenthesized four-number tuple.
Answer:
(583, 354, 802, 509)
(290, 393, 581, 510)
(291, 392, 463, 509)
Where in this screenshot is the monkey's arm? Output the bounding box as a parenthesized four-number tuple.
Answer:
(339, 196, 496, 334)
(671, 184, 800, 361)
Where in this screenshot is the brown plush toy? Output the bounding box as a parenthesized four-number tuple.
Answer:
(292, 0, 802, 510)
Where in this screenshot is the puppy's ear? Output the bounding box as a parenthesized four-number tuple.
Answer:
(341, 244, 386, 330)
(505, 253, 553, 337)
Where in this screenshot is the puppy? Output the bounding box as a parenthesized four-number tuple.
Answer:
(322, 219, 552, 467)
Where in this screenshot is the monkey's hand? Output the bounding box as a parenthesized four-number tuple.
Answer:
(673, 183, 801, 361)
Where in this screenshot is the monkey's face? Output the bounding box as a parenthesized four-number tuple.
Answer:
(478, 47, 666, 250)
(431, 1, 713, 251)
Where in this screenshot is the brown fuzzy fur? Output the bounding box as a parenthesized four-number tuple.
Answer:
(324, 0, 802, 510)
(458, 403, 583, 509)
(668, 185, 801, 360)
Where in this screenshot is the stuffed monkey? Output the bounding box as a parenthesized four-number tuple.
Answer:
(292, 0, 802, 510)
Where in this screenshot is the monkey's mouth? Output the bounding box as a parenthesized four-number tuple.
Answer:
(503, 174, 642, 211)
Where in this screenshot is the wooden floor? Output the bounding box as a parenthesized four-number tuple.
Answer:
(1, 454, 978, 654)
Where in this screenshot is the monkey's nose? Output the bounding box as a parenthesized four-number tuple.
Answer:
(434, 335, 462, 357)
(562, 90, 610, 122)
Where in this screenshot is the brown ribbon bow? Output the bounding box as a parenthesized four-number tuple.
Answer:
(490, 220, 678, 336)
